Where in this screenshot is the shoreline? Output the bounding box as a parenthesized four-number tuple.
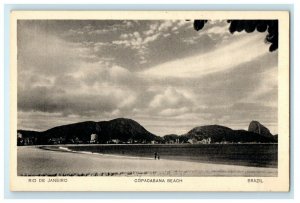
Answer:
(19, 143, 278, 147)
(17, 146, 278, 177)
(51, 145, 277, 168)
(38, 144, 278, 169)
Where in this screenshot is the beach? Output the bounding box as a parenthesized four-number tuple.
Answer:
(17, 146, 278, 177)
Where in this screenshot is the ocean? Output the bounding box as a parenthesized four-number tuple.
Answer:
(67, 143, 278, 168)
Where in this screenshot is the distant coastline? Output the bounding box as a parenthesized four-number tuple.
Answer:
(17, 118, 278, 146)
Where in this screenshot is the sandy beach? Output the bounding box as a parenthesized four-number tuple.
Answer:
(17, 146, 278, 177)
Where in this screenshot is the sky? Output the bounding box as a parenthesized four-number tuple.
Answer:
(17, 20, 278, 136)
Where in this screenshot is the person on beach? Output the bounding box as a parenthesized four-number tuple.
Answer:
(157, 154, 160, 160)
(154, 152, 157, 160)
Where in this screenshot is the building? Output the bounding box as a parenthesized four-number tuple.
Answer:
(17, 133, 23, 139)
(188, 137, 211, 144)
(198, 137, 211, 144)
(187, 138, 197, 144)
(90, 133, 98, 143)
(110, 139, 120, 144)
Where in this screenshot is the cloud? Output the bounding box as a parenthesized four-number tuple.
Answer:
(17, 20, 278, 135)
(149, 87, 194, 114)
(157, 21, 174, 31)
(159, 107, 190, 117)
(18, 81, 137, 117)
(143, 33, 161, 44)
(137, 50, 278, 133)
(140, 31, 269, 78)
(17, 24, 140, 117)
(18, 26, 95, 77)
(108, 20, 196, 66)
(206, 24, 229, 35)
(62, 21, 134, 38)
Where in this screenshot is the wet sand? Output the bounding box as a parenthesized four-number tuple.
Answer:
(17, 146, 278, 177)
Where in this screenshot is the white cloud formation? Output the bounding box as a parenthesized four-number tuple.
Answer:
(149, 87, 192, 110)
(159, 107, 190, 117)
(110, 20, 193, 64)
(140, 32, 268, 78)
(17, 20, 278, 135)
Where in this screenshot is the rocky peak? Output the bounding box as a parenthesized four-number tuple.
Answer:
(248, 121, 273, 138)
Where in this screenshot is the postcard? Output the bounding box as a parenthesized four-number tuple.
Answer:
(10, 10, 290, 191)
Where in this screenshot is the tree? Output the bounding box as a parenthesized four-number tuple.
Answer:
(193, 20, 278, 52)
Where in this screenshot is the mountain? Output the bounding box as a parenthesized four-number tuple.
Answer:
(96, 118, 157, 143)
(18, 130, 41, 137)
(17, 119, 277, 145)
(44, 121, 98, 143)
(17, 118, 158, 145)
(248, 121, 274, 138)
(184, 124, 276, 143)
(273, 134, 278, 142)
(186, 125, 232, 142)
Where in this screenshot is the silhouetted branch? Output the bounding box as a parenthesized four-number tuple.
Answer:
(193, 20, 278, 52)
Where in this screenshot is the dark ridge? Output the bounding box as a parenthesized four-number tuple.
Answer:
(17, 118, 158, 145)
(184, 124, 276, 143)
(17, 119, 277, 145)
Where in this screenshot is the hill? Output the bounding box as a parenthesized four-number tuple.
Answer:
(248, 121, 274, 138)
(17, 119, 277, 145)
(17, 118, 158, 145)
(184, 124, 276, 143)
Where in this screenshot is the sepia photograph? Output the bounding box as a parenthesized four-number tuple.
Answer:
(10, 11, 290, 191)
